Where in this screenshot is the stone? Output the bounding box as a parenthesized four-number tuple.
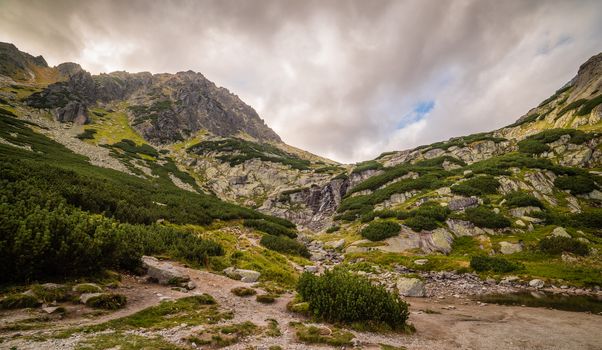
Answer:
(509, 206, 541, 217)
(396, 277, 426, 297)
(414, 259, 429, 266)
(448, 197, 478, 211)
(551, 227, 571, 238)
(446, 219, 485, 237)
(529, 279, 545, 289)
(515, 219, 526, 227)
(185, 281, 197, 290)
(561, 252, 578, 263)
(499, 241, 523, 255)
(142, 256, 190, 285)
(426, 228, 453, 254)
(325, 239, 345, 250)
(79, 293, 102, 304)
(493, 208, 500, 214)
(304, 265, 318, 273)
(42, 306, 62, 314)
(501, 276, 519, 284)
(223, 267, 261, 283)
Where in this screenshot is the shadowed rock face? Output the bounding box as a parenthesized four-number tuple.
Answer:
(0, 42, 48, 81)
(26, 65, 280, 143)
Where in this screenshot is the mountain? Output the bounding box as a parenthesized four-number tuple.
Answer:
(1, 42, 601, 350)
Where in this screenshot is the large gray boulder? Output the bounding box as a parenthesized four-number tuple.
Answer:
(396, 277, 426, 297)
(448, 197, 478, 211)
(142, 256, 190, 285)
(499, 241, 523, 255)
(223, 267, 261, 283)
(445, 219, 485, 237)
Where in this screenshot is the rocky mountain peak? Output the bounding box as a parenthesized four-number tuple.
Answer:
(0, 41, 49, 81)
(3, 42, 281, 142)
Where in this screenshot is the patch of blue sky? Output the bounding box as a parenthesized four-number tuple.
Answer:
(396, 100, 434, 129)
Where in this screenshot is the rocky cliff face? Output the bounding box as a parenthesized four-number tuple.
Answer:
(20, 48, 280, 142)
(0, 42, 62, 83)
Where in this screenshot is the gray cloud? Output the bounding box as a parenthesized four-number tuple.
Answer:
(1, 0, 601, 162)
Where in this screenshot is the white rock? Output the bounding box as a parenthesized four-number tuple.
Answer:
(414, 259, 429, 266)
(396, 277, 426, 297)
(142, 256, 190, 285)
(551, 227, 571, 238)
(223, 267, 261, 283)
(529, 279, 545, 289)
(499, 241, 523, 255)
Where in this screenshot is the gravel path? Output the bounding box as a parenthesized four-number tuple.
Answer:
(3, 262, 601, 350)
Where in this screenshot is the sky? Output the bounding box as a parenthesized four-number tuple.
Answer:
(1, 0, 601, 163)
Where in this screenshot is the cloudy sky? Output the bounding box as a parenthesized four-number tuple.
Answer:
(1, 0, 601, 163)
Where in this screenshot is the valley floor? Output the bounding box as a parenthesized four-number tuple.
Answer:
(1, 261, 600, 350)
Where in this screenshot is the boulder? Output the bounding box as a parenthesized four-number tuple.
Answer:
(396, 277, 426, 297)
(223, 267, 261, 283)
(424, 228, 453, 254)
(446, 219, 485, 237)
(79, 293, 102, 304)
(501, 276, 520, 284)
(142, 256, 190, 285)
(529, 279, 545, 289)
(551, 227, 571, 238)
(448, 197, 478, 211)
(42, 306, 63, 314)
(499, 241, 523, 255)
(325, 239, 345, 250)
(304, 265, 318, 273)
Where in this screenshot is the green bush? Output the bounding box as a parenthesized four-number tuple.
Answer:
(260, 234, 310, 258)
(86, 293, 127, 310)
(360, 221, 401, 241)
(0, 294, 41, 309)
(188, 138, 310, 170)
(297, 269, 409, 330)
(517, 139, 550, 154)
(243, 219, 297, 238)
(294, 324, 354, 346)
(411, 202, 450, 221)
(405, 215, 438, 231)
(538, 236, 589, 256)
(76, 128, 97, 140)
(576, 94, 602, 115)
(470, 256, 521, 273)
(465, 207, 511, 228)
(325, 225, 340, 233)
(351, 160, 383, 174)
(554, 175, 596, 194)
(256, 294, 277, 304)
(30, 284, 71, 303)
(451, 176, 500, 196)
(504, 191, 544, 208)
(231, 287, 257, 297)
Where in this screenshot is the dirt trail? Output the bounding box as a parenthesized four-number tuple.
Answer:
(2, 262, 601, 350)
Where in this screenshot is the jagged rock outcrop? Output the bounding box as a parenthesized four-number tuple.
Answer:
(0, 42, 59, 83)
(261, 177, 350, 230)
(26, 66, 281, 143)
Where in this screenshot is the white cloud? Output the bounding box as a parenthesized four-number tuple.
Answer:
(0, 0, 601, 163)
